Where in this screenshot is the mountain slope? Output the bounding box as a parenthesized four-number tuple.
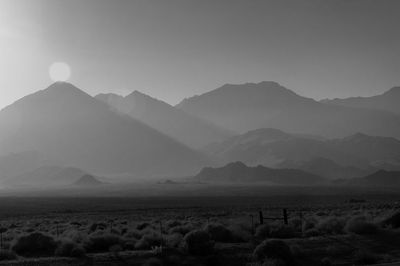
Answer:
(194, 161, 324, 185)
(74, 174, 103, 186)
(0, 82, 210, 177)
(335, 170, 400, 186)
(277, 157, 374, 179)
(176, 81, 400, 139)
(3, 166, 87, 187)
(95, 91, 231, 149)
(322, 87, 400, 115)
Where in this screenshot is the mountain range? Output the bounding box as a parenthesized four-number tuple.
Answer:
(0, 82, 210, 177)
(95, 91, 231, 149)
(176, 81, 400, 139)
(204, 128, 400, 179)
(1, 81, 400, 186)
(322, 87, 400, 115)
(194, 161, 324, 185)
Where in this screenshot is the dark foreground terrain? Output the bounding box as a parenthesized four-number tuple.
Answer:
(0, 192, 400, 266)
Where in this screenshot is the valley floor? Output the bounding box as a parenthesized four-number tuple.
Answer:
(0, 193, 399, 265)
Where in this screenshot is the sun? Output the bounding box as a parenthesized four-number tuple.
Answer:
(49, 62, 71, 82)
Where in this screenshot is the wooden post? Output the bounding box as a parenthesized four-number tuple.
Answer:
(259, 211, 264, 225)
(250, 215, 254, 235)
(299, 211, 303, 236)
(283, 209, 288, 225)
(159, 221, 163, 248)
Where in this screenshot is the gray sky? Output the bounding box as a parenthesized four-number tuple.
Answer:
(1, 0, 400, 109)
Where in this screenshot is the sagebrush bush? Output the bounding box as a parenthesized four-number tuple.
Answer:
(136, 222, 151, 231)
(253, 239, 293, 265)
(166, 233, 183, 248)
(353, 250, 380, 265)
(135, 232, 163, 250)
(255, 224, 271, 239)
(228, 224, 252, 242)
(304, 228, 320, 237)
(269, 225, 298, 239)
(320, 257, 333, 266)
(143, 257, 163, 266)
(345, 216, 378, 235)
(183, 230, 214, 255)
(0, 249, 17, 261)
(124, 229, 142, 240)
(382, 212, 400, 228)
(12, 232, 57, 257)
(55, 238, 86, 257)
(262, 258, 287, 266)
(169, 224, 194, 235)
(84, 233, 122, 253)
(165, 220, 181, 229)
(316, 217, 345, 235)
(204, 223, 232, 242)
(62, 230, 86, 244)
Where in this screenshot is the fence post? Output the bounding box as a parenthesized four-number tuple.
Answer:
(259, 211, 264, 225)
(159, 221, 163, 248)
(283, 209, 288, 225)
(250, 215, 254, 235)
(299, 211, 303, 236)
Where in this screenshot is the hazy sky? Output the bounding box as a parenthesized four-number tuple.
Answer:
(1, 0, 400, 109)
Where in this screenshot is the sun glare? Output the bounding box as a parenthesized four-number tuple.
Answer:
(49, 62, 71, 82)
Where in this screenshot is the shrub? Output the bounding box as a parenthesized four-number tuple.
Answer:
(269, 225, 298, 239)
(55, 239, 86, 258)
(84, 233, 122, 253)
(12, 232, 57, 257)
(262, 258, 287, 266)
(0, 250, 17, 261)
(62, 230, 86, 244)
(320, 257, 333, 266)
(304, 228, 320, 237)
(166, 233, 183, 248)
(204, 223, 232, 242)
(353, 250, 380, 265)
(135, 232, 163, 250)
(289, 218, 302, 231)
(165, 220, 181, 229)
(137, 223, 151, 230)
(183, 230, 214, 255)
(124, 229, 142, 240)
(345, 216, 378, 235)
(253, 239, 293, 265)
(255, 224, 271, 239)
(382, 211, 400, 228)
(228, 224, 252, 242)
(143, 257, 163, 266)
(316, 217, 345, 235)
(169, 224, 194, 235)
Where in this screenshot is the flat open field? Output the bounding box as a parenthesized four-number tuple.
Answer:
(0, 190, 400, 265)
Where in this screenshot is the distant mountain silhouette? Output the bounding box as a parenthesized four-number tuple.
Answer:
(335, 169, 400, 186)
(95, 91, 231, 149)
(194, 161, 324, 185)
(176, 81, 400, 139)
(0, 82, 210, 177)
(0, 151, 57, 180)
(277, 157, 374, 179)
(3, 166, 87, 187)
(322, 87, 400, 115)
(74, 174, 103, 186)
(205, 128, 400, 176)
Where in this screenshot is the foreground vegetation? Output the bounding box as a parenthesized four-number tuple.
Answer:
(0, 195, 399, 265)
